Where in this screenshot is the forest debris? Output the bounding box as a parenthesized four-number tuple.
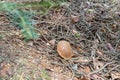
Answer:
(79, 76, 90, 80)
(97, 49, 104, 56)
(71, 15, 79, 23)
(106, 43, 115, 51)
(111, 72, 120, 80)
(90, 74, 103, 80)
(84, 66, 91, 74)
(0, 62, 12, 77)
(49, 39, 56, 46)
(75, 57, 90, 63)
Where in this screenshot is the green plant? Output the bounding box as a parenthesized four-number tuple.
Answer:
(0, 2, 38, 40)
(0, 35, 2, 39)
(7, 10, 39, 40)
(0, 0, 67, 40)
(75, 33, 81, 38)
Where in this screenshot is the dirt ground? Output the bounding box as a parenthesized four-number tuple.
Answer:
(0, 0, 120, 80)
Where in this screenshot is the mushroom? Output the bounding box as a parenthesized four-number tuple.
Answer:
(57, 40, 74, 60)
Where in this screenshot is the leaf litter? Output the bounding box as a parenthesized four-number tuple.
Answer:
(0, 0, 120, 80)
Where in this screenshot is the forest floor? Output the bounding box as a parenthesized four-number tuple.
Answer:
(0, 0, 120, 80)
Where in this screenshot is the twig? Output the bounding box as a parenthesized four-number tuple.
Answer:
(88, 61, 115, 75)
(105, 65, 120, 75)
(115, 39, 120, 51)
(67, 64, 75, 80)
(0, 31, 7, 32)
(96, 32, 103, 43)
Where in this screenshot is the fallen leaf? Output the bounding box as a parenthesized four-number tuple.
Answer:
(49, 39, 56, 46)
(77, 47, 85, 53)
(79, 76, 90, 80)
(97, 49, 104, 56)
(106, 43, 114, 51)
(94, 60, 104, 70)
(90, 74, 102, 80)
(84, 66, 91, 74)
(0, 63, 12, 77)
(101, 27, 106, 33)
(73, 77, 79, 80)
(111, 72, 120, 80)
(111, 24, 117, 30)
(71, 15, 79, 23)
(46, 43, 50, 46)
(118, 44, 120, 50)
(72, 29, 79, 34)
(75, 57, 90, 63)
(27, 41, 33, 46)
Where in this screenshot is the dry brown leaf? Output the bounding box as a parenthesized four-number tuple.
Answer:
(53, 12, 66, 20)
(91, 74, 103, 80)
(101, 27, 106, 33)
(46, 43, 50, 46)
(97, 49, 104, 56)
(73, 77, 79, 80)
(79, 76, 90, 80)
(76, 57, 90, 63)
(72, 29, 78, 34)
(0, 63, 12, 77)
(77, 47, 85, 53)
(27, 41, 33, 46)
(94, 60, 104, 70)
(84, 66, 91, 74)
(71, 15, 79, 23)
(111, 72, 120, 79)
(40, 30, 48, 35)
(118, 45, 120, 50)
(112, 24, 117, 30)
(49, 39, 56, 46)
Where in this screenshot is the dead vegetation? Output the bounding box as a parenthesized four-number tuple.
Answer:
(0, 0, 120, 80)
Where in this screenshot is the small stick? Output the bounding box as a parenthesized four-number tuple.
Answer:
(87, 61, 115, 75)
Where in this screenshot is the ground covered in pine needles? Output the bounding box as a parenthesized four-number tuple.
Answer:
(0, 0, 120, 80)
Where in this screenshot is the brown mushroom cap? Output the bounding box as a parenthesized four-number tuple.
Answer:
(57, 40, 74, 60)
